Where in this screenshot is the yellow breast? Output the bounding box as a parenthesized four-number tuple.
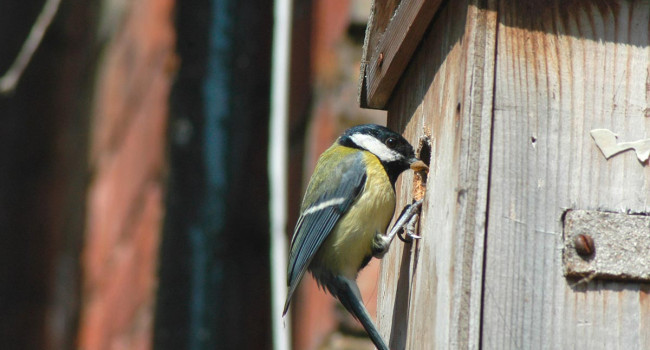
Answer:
(313, 151, 395, 278)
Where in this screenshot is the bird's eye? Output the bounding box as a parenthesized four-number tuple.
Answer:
(385, 137, 397, 149)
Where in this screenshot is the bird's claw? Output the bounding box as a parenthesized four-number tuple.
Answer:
(394, 199, 423, 243)
(398, 210, 421, 242)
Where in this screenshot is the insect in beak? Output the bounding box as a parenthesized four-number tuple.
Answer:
(409, 159, 429, 172)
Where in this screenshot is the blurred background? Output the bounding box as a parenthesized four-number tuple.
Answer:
(0, 0, 387, 349)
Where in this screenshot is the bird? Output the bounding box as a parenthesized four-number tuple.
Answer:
(283, 124, 427, 350)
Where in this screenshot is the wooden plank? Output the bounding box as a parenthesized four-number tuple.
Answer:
(358, 0, 401, 108)
(362, 0, 401, 59)
(483, 1, 650, 349)
(359, 0, 442, 109)
(377, 1, 498, 348)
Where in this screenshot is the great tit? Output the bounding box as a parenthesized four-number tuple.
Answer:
(283, 124, 426, 350)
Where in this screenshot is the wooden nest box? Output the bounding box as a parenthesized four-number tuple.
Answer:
(358, 1, 650, 349)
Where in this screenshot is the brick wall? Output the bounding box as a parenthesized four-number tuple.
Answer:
(78, 0, 175, 348)
(0, 0, 377, 348)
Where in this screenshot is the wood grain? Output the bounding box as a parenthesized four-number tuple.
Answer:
(358, 0, 401, 108)
(368, 0, 650, 348)
(483, 1, 650, 349)
(378, 1, 498, 349)
(359, 0, 442, 109)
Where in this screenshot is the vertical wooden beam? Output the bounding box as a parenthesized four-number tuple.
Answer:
(378, 1, 498, 348)
(0, 2, 95, 349)
(154, 1, 273, 349)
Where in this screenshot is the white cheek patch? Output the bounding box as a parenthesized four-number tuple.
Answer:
(349, 133, 401, 162)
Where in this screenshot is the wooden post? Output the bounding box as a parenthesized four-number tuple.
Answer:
(154, 1, 273, 348)
(360, 0, 650, 348)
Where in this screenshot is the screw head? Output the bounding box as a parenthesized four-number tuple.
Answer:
(574, 234, 595, 257)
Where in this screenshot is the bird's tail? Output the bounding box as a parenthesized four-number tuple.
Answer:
(283, 283, 297, 316)
(330, 276, 389, 350)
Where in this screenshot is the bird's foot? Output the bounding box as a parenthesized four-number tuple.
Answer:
(398, 208, 421, 242)
(373, 199, 424, 258)
(385, 199, 424, 244)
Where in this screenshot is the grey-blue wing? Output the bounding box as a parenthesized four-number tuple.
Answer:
(283, 152, 367, 314)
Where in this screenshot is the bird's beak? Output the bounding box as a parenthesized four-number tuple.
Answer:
(409, 158, 429, 172)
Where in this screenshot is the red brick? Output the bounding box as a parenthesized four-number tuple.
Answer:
(78, 0, 174, 348)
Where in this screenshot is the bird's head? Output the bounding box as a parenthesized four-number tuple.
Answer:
(339, 124, 426, 184)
